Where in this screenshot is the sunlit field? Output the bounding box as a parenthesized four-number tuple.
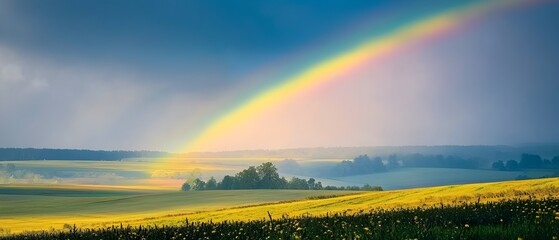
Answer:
(0, 185, 355, 234)
(5, 198, 559, 239)
(2, 178, 557, 236)
(115, 178, 559, 227)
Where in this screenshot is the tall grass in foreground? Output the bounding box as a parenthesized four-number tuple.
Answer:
(3, 198, 559, 240)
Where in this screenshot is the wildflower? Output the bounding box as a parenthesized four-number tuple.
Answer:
(464, 224, 469, 228)
(363, 227, 369, 231)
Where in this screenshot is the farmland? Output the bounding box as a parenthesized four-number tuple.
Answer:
(4, 198, 559, 240)
(2, 156, 559, 238)
(1, 178, 558, 236)
(115, 177, 559, 227)
(0, 185, 355, 234)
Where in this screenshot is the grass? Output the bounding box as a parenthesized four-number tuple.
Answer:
(3, 197, 559, 239)
(0, 185, 355, 234)
(2, 159, 559, 237)
(0, 178, 558, 236)
(109, 178, 559, 228)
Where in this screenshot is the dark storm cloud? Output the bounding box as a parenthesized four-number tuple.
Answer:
(0, 0, 393, 92)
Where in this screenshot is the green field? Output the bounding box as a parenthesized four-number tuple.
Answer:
(0, 185, 355, 233)
(2, 178, 559, 238)
(5, 198, 559, 240)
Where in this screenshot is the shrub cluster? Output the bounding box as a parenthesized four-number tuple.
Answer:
(182, 162, 382, 191)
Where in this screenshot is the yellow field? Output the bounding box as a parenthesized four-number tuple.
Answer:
(106, 178, 559, 228)
(0, 187, 355, 234)
(2, 178, 558, 235)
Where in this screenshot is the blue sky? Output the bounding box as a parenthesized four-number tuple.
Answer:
(1, 0, 558, 151)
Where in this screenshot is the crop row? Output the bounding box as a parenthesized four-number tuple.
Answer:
(3, 198, 559, 239)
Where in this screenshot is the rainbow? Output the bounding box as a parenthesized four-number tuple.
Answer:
(168, 0, 532, 158)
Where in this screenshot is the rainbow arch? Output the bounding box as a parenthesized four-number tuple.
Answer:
(153, 0, 536, 173)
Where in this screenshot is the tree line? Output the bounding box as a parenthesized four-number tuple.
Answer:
(491, 153, 559, 171)
(280, 154, 484, 178)
(280, 152, 559, 179)
(326, 154, 480, 177)
(0, 148, 168, 161)
(181, 162, 382, 191)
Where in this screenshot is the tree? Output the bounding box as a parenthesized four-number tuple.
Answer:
(235, 166, 260, 189)
(336, 160, 353, 176)
(371, 157, 386, 172)
(315, 181, 323, 190)
(192, 178, 206, 190)
(352, 155, 372, 175)
(257, 162, 282, 189)
(492, 160, 506, 171)
(362, 184, 383, 191)
(181, 182, 191, 191)
(218, 175, 235, 190)
(181, 168, 202, 188)
(543, 159, 552, 168)
(279, 177, 288, 189)
(519, 153, 542, 169)
(387, 154, 399, 169)
(206, 177, 217, 190)
(288, 177, 309, 189)
(552, 156, 559, 168)
(307, 178, 316, 190)
(506, 160, 519, 171)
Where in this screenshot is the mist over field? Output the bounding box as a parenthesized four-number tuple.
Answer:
(1, 145, 558, 190)
(1, 0, 559, 238)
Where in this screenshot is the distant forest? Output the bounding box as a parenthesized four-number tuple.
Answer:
(0, 148, 168, 161)
(278, 152, 559, 178)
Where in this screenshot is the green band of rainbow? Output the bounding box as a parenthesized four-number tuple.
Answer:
(152, 0, 535, 173)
